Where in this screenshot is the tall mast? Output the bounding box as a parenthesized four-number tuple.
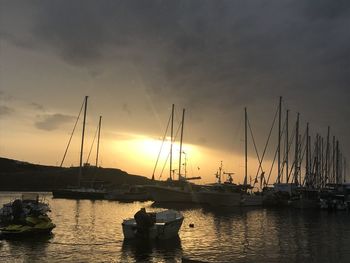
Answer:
(332, 136, 336, 183)
(285, 109, 289, 183)
(169, 104, 175, 180)
(244, 107, 248, 185)
(325, 126, 330, 185)
(336, 140, 339, 184)
(95, 116, 102, 167)
(79, 95, 88, 187)
(294, 112, 299, 185)
(305, 122, 309, 186)
(344, 158, 347, 183)
(321, 137, 324, 187)
(277, 96, 282, 183)
(178, 108, 185, 180)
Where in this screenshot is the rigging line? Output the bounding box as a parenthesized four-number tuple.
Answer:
(252, 103, 279, 186)
(298, 133, 307, 186)
(266, 139, 279, 186)
(86, 122, 99, 164)
(159, 151, 170, 180)
(60, 98, 85, 167)
(152, 113, 172, 179)
(159, 118, 183, 180)
(286, 125, 296, 182)
(290, 128, 306, 184)
(247, 118, 263, 183)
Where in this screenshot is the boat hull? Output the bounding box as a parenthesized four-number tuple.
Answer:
(105, 193, 150, 202)
(241, 194, 263, 206)
(52, 189, 106, 200)
(290, 199, 319, 209)
(147, 186, 194, 203)
(122, 210, 184, 239)
(196, 192, 241, 206)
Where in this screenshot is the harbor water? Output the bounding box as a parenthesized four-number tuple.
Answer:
(1, 192, 350, 263)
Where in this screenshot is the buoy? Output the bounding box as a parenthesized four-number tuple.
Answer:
(189, 223, 194, 228)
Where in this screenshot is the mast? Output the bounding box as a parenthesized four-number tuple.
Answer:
(244, 107, 248, 185)
(169, 104, 175, 180)
(344, 158, 347, 183)
(79, 95, 88, 187)
(95, 116, 102, 167)
(332, 136, 336, 183)
(277, 96, 282, 183)
(336, 140, 339, 184)
(178, 108, 185, 180)
(285, 109, 289, 183)
(294, 112, 300, 185)
(305, 122, 309, 186)
(325, 126, 330, 185)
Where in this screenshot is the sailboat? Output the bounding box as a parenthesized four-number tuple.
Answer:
(52, 96, 107, 200)
(146, 105, 201, 203)
(195, 108, 263, 207)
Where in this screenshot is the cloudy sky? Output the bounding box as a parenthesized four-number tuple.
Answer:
(0, 0, 349, 183)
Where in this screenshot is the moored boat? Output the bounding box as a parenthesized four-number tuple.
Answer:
(0, 193, 55, 238)
(105, 185, 150, 202)
(122, 208, 183, 239)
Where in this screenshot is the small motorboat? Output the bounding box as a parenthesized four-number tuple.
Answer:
(122, 208, 183, 239)
(0, 193, 55, 238)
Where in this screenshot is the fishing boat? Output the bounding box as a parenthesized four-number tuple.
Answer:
(0, 193, 55, 238)
(122, 208, 183, 239)
(52, 97, 107, 200)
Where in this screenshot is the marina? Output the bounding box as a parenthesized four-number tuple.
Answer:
(1, 192, 350, 262)
(1, 1, 350, 262)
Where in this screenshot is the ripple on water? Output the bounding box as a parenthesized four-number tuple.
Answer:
(2, 193, 350, 262)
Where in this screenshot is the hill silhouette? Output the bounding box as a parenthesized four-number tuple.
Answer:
(0, 157, 152, 191)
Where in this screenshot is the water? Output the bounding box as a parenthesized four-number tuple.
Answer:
(1, 192, 350, 262)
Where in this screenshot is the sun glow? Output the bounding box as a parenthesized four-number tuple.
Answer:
(109, 134, 202, 179)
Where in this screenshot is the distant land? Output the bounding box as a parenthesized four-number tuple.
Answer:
(0, 157, 153, 191)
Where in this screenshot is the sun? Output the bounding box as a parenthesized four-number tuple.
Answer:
(108, 133, 202, 179)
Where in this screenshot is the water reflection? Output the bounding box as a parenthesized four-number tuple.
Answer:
(151, 201, 202, 211)
(3, 234, 52, 261)
(2, 193, 350, 262)
(120, 235, 182, 262)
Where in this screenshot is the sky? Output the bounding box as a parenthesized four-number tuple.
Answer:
(0, 0, 349, 184)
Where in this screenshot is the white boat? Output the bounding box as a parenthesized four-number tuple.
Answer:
(122, 209, 184, 239)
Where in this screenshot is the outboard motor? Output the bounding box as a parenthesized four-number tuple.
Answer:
(134, 208, 155, 238)
(11, 199, 24, 223)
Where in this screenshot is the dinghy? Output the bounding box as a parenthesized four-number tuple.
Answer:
(122, 209, 183, 239)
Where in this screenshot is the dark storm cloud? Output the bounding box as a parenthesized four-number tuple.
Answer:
(35, 113, 75, 131)
(2, 0, 350, 154)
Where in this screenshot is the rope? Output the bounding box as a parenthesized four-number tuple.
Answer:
(60, 98, 85, 167)
(158, 116, 182, 180)
(251, 104, 279, 188)
(86, 122, 99, 164)
(152, 112, 172, 180)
